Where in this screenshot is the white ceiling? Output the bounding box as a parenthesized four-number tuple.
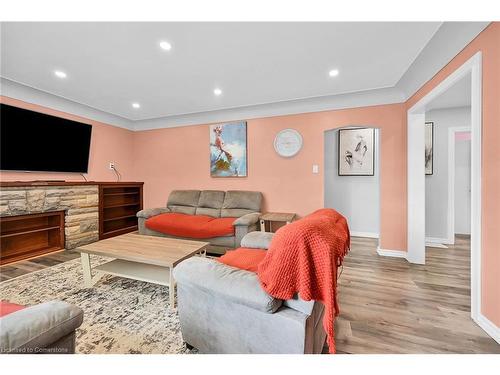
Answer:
(1, 22, 442, 121)
(426, 74, 471, 111)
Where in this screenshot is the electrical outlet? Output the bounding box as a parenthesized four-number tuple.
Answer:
(109, 162, 115, 170)
(312, 164, 319, 174)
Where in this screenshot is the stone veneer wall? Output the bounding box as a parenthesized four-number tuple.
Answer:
(0, 185, 99, 249)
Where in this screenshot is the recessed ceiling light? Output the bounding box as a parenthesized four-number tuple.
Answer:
(213, 88, 222, 96)
(329, 69, 339, 77)
(54, 70, 67, 79)
(159, 41, 172, 51)
(132, 103, 141, 109)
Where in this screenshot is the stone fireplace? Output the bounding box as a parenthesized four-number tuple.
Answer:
(0, 185, 99, 249)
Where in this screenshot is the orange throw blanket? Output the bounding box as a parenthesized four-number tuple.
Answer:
(257, 208, 350, 353)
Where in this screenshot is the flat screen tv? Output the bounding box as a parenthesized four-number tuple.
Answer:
(1, 104, 92, 173)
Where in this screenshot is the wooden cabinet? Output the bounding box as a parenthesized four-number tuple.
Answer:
(99, 182, 143, 239)
(0, 181, 144, 264)
(0, 211, 65, 265)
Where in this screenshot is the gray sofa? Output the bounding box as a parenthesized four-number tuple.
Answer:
(173, 231, 327, 354)
(137, 190, 263, 254)
(0, 301, 84, 354)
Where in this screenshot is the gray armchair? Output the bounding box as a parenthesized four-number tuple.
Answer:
(138, 190, 263, 254)
(173, 232, 327, 354)
(0, 301, 83, 354)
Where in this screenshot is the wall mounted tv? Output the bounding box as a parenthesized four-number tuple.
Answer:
(1, 104, 93, 173)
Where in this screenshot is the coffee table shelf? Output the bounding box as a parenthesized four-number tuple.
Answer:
(94, 259, 171, 286)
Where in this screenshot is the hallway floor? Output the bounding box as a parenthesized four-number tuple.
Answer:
(335, 235, 499, 353)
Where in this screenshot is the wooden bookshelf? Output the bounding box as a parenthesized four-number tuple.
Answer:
(0, 211, 65, 265)
(99, 183, 143, 240)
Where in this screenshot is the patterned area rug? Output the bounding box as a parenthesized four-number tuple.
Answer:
(0, 256, 193, 354)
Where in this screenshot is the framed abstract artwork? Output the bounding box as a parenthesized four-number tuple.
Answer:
(210, 121, 247, 177)
(425, 122, 434, 175)
(338, 127, 375, 176)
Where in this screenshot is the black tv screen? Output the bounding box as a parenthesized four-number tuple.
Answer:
(1, 104, 92, 173)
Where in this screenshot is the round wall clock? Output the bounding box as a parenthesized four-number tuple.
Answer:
(273, 128, 303, 157)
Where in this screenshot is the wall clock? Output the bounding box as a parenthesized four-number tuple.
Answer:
(273, 128, 303, 157)
(274, 129, 303, 158)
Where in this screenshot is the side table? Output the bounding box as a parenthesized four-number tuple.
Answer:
(259, 212, 296, 233)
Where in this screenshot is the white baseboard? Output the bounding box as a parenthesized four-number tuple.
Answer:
(426, 236, 454, 245)
(351, 231, 379, 239)
(425, 242, 448, 249)
(376, 247, 407, 259)
(475, 313, 500, 344)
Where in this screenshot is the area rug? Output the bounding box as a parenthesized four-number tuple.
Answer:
(0, 256, 193, 354)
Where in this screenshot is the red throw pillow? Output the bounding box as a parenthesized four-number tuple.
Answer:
(0, 301, 26, 317)
(218, 248, 267, 273)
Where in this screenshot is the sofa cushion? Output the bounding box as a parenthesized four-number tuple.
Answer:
(167, 190, 201, 207)
(221, 191, 263, 218)
(218, 248, 267, 273)
(241, 231, 275, 249)
(0, 301, 26, 317)
(198, 190, 225, 209)
(145, 213, 236, 239)
(195, 190, 225, 217)
(170, 205, 197, 215)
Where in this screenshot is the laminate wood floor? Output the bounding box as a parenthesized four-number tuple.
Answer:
(0, 250, 80, 281)
(334, 235, 500, 353)
(1, 236, 498, 354)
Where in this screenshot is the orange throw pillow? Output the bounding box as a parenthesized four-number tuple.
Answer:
(218, 248, 267, 273)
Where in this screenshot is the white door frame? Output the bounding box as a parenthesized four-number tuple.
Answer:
(448, 126, 471, 243)
(406, 52, 482, 321)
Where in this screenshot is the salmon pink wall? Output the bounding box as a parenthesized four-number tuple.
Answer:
(0, 96, 135, 182)
(406, 23, 500, 326)
(132, 103, 407, 252)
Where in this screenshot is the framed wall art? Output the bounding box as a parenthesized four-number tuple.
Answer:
(210, 121, 247, 177)
(338, 127, 375, 176)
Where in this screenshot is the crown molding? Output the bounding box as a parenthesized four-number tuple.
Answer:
(0, 78, 134, 130)
(396, 22, 490, 100)
(132, 87, 405, 130)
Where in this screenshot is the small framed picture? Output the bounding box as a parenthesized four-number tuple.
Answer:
(425, 122, 434, 175)
(338, 128, 375, 176)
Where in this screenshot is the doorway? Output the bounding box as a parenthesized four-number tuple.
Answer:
(406, 52, 482, 324)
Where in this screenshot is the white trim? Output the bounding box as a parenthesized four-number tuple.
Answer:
(1, 77, 404, 131)
(351, 231, 379, 239)
(475, 314, 500, 344)
(425, 242, 448, 249)
(470, 53, 482, 322)
(376, 247, 407, 259)
(407, 112, 426, 264)
(407, 52, 482, 325)
(425, 236, 454, 245)
(448, 126, 471, 244)
(132, 87, 404, 130)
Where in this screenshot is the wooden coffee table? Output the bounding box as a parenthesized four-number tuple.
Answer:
(75, 233, 209, 307)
